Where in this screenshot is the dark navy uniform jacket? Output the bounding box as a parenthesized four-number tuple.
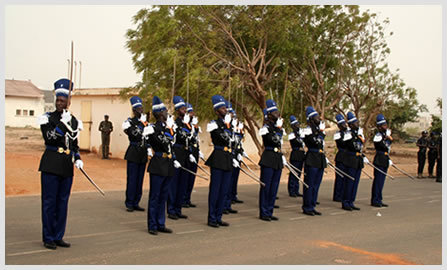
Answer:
(146, 121, 176, 177)
(288, 129, 305, 162)
(342, 128, 364, 169)
(416, 137, 428, 153)
(373, 131, 392, 168)
(259, 122, 284, 170)
(173, 117, 190, 166)
(301, 125, 327, 169)
(38, 111, 81, 178)
(232, 124, 245, 159)
(189, 124, 200, 161)
(333, 130, 347, 163)
(205, 118, 233, 171)
(123, 117, 149, 164)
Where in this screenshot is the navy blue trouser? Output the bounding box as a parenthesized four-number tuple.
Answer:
(230, 166, 241, 201)
(287, 160, 304, 196)
(167, 167, 189, 216)
(125, 161, 146, 208)
(147, 173, 172, 231)
(208, 168, 232, 223)
(371, 165, 389, 205)
(332, 161, 345, 201)
(342, 166, 362, 208)
(259, 166, 282, 218)
(302, 165, 324, 213)
(183, 162, 198, 205)
(224, 167, 240, 210)
(41, 172, 73, 243)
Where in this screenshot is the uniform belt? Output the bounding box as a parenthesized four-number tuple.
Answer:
(376, 151, 389, 156)
(308, 148, 324, 153)
(46, 146, 72, 155)
(129, 141, 141, 146)
(174, 143, 188, 150)
(265, 146, 282, 153)
(214, 146, 232, 153)
(154, 152, 173, 159)
(292, 147, 305, 151)
(346, 151, 362, 156)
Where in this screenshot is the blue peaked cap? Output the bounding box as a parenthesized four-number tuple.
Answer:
(306, 106, 318, 119)
(376, 113, 387, 125)
(186, 103, 193, 112)
(54, 78, 73, 98)
(290, 115, 298, 125)
(335, 114, 346, 124)
(266, 99, 278, 113)
(347, 111, 358, 123)
(212, 95, 226, 110)
(173, 96, 186, 110)
(262, 108, 268, 118)
(130, 96, 143, 108)
(152, 96, 166, 112)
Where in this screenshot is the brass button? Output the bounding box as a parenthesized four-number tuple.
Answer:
(274, 147, 278, 152)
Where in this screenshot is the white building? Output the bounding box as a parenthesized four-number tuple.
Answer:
(5, 79, 44, 128)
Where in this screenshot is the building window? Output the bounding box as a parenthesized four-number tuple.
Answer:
(23, 110, 28, 116)
(16, 109, 21, 116)
(30, 110, 34, 116)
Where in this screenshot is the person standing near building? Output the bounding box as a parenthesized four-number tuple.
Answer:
(287, 115, 305, 198)
(416, 130, 428, 178)
(427, 131, 438, 178)
(301, 106, 326, 216)
(37, 78, 84, 249)
(122, 96, 150, 212)
(436, 133, 442, 183)
(332, 114, 348, 202)
(98, 115, 113, 159)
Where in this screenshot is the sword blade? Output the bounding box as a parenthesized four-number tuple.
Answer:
(366, 162, 395, 179)
(180, 166, 208, 181)
(327, 162, 355, 181)
(288, 162, 306, 176)
(239, 167, 265, 187)
(196, 163, 211, 176)
(284, 163, 309, 188)
(79, 168, 105, 196)
(241, 160, 260, 179)
(362, 169, 374, 180)
(392, 164, 416, 180)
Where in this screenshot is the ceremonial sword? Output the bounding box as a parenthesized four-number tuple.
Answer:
(391, 163, 416, 180)
(79, 168, 105, 197)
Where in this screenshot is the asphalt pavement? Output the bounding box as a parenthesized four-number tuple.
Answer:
(5, 176, 442, 265)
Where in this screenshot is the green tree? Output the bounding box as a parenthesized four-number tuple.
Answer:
(430, 97, 442, 133)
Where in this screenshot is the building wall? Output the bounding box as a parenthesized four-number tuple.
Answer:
(69, 94, 261, 159)
(5, 96, 44, 128)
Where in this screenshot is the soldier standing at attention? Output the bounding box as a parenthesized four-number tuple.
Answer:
(37, 78, 84, 249)
(427, 131, 438, 178)
(371, 114, 392, 208)
(287, 115, 305, 198)
(258, 99, 284, 222)
(122, 96, 150, 212)
(436, 133, 442, 183)
(205, 95, 234, 228)
(341, 112, 364, 211)
(416, 130, 428, 178)
(167, 96, 191, 220)
(231, 109, 246, 204)
(146, 96, 180, 235)
(301, 106, 327, 216)
(332, 114, 348, 202)
(223, 101, 239, 215)
(98, 115, 113, 159)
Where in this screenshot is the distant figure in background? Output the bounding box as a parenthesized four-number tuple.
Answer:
(427, 131, 438, 178)
(436, 133, 442, 183)
(416, 130, 428, 178)
(98, 115, 113, 159)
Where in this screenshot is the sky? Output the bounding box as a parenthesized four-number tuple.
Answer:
(4, 4, 443, 116)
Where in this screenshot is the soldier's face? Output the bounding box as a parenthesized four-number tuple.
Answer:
(338, 122, 347, 131)
(177, 106, 187, 117)
(292, 123, 300, 131)
(378, 123, 387, 132)
(349, 121, 359, 130)
(133, 106, 143, 118)
(311, 115, 320, 126)
(55, 96, 68, 112)
(216, 106, 227, 117)
(189, 111, 195, 117)
(269, 111, 280, 122)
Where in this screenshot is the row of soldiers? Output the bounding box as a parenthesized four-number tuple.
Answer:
(37, 78, 402, 249)
(416, 131, 442, 180)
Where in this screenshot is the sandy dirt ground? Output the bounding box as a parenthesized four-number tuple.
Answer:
(5, 127, 421, 197)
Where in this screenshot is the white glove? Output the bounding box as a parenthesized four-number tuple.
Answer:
(282, 155, 287, 165)
(139, 113, 147, 123)
(147, 148, 153, 157)
(122, 120, 131, 130)
(325, 157, 330, 164)
(224, 114, 232, 124)
(173, 160, 181, 168)
(189, 154, 197, 164)
(237, 153, 243, 162)
(61, 109, 72, 123)
(389, 159, 393, 166)
(166, 115, 175, 129)
(191, 116, 199, 125)
(386, 129, 392, 137)
(319, 121, 326, 131)
(363, 157, 370, 164)
(276, 117, 283, 128)
(199, 151, 204, 160)
(243, 152, 249, 158)
(75, 159, 84, 169)
(232, 158, 239, 168)
(238, 122, 244, 131)
(232, 118, 238, 128)
(183, 113, 190, 124)
(143, 125, 154, 136)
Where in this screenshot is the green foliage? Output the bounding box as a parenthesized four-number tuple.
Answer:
(430, 98, 442, 133)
